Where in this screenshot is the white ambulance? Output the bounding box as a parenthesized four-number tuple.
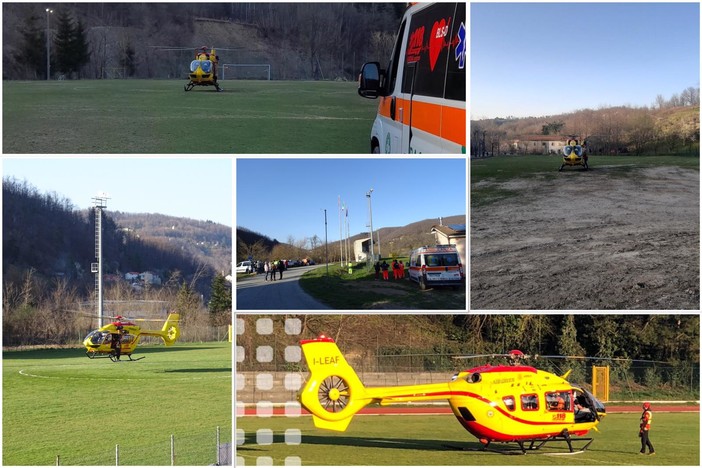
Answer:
(358, 2, 466, 154)
(408, 245, 464, 290)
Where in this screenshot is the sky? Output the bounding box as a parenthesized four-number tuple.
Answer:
(471, 2, 700, 118)
(236, 158, 466, 243)
(2, 158, 233, 226)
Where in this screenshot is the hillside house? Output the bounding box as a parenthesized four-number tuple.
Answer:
(512, 135, 565, 154)
(431, 223, 466, 265)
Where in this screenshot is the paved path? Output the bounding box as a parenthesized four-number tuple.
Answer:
(236, 265, 331, 310)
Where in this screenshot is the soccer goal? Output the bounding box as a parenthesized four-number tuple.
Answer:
(220, 63, 271, 80)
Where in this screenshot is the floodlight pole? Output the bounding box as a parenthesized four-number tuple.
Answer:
(92, 194, 109, 328)
(45, 8, 53, 80)
(366, 189, 374, 267)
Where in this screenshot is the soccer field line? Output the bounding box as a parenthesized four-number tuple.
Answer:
(18, 368, 230, 381)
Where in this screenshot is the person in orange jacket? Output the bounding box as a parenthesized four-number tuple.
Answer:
(639, 402, 655, 455)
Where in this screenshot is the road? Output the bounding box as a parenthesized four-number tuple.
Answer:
(236, 265, 331, 310)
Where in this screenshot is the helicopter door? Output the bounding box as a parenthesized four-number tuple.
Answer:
(573, 387, 605, 422)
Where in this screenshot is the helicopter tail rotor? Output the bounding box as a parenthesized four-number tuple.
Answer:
(161, 313, 180, 345)
(298, 336, 371, 432)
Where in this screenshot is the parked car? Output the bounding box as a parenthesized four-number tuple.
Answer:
(236, 261, 253, 274)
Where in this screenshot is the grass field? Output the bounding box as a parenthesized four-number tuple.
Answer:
(2, 80, 378, 153)
(3, 343, 231, 465)
(236, 412, 699, 466)
(471, 154, 700, 207)
(299, 262, 466, 310)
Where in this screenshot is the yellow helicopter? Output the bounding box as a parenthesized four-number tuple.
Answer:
(83, 314, 180, 362)
(560, 138, 589, 171)
(184, 46, 222, 92)
(299, 336, 607, 454)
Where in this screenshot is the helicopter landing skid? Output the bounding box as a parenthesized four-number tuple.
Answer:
(520, 431, 594, 454)
(109, 353, 145, 363)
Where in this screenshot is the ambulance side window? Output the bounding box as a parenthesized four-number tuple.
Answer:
(445, 3, 466, 101)
(402, 3, 456, 98)
(386, 19, 407, 95)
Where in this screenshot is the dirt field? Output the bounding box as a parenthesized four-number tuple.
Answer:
(471, 166, 699, 310)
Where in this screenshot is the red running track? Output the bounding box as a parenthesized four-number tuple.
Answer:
(240, 404, 699, 416)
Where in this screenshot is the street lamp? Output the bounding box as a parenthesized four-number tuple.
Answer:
(323, 209, 329, 276)
(45, 8, 53, 80)
(366, 188, 375, 266)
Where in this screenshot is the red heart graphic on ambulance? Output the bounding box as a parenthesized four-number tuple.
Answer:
(429, 19, 448, 71)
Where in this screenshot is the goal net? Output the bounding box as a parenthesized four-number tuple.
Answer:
(220, 63, 271, 80)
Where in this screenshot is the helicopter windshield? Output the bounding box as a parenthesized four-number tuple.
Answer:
(200, 60, 212, 73)
(84, 331, 107, 345)
(190, 60, 200, 72)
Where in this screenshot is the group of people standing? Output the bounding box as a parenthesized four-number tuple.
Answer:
(374, 259, 405, 280)
(263, 260, 286, 281)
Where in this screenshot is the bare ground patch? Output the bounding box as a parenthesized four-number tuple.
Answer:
(471, 166, 699, 309)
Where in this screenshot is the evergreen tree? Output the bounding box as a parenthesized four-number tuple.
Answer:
(53, 10, 74, 77)
(53, 10, 89, 78)
(16, 14, 45, 79)
(208, 273, 232, 315)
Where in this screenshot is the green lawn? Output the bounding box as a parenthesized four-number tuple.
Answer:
(2, 80, 378, 153)
(3, 343, 231, 465)
(299, 262, 466, 310)
(236, 412, 699, 465)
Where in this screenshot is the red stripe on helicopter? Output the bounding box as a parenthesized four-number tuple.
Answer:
(457, 419, 590, 442)
(388, 390, 574, 426)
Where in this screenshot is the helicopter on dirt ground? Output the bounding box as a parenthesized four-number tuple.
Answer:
(184, 46, 223, 92)
(83, 313, 180, 362)
(560, 137, 589, 171)
(298, 336, 608, 454)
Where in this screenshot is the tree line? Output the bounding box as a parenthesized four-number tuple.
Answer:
(4, 3, 403, 81)
(471, 87, 700, 157)
(238, 314, 699, 394)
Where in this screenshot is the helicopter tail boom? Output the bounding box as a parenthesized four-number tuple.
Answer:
(299, 336, 452, 432)
(139, 313, 180, 345)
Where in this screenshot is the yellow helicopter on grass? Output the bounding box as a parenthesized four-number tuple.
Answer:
(560, 137, 589, 171)
(184, 46, 223, 92)
(299, 336, 607, 454)
(83, 314, 180, 362)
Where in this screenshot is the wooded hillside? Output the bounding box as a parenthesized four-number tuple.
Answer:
(3, 177, 230, 297)
(236, 214, 465, 263)
(3, 2, 404, 80)
(471, 99, 700, 157)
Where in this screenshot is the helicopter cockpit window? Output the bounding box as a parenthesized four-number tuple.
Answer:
(520, 394, 539, 411)
(546, 391, 572, 411)
(465, 372, 481, 383)
(200, 60, 213, 73)
(190, 60, 200, 72)
(502, 396, 516, 411)
(85, 331, 107, 345)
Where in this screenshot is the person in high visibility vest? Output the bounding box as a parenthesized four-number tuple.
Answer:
(639, 402, 655, 455)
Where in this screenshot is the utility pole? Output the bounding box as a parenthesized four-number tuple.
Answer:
(323, 208, 328, 276)
(366, 189, 375, 267)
